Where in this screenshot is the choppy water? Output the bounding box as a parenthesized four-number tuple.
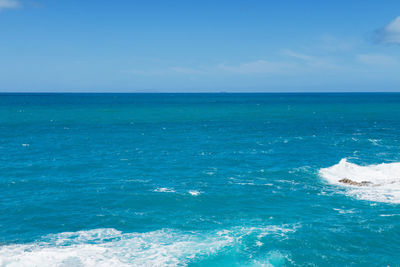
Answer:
(1, 93, 400, 266)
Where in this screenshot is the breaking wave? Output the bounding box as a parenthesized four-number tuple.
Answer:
(0, 225, 296, 267)
(319, 159, 400, 203)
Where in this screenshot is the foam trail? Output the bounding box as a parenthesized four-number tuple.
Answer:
(153, 187, 175, 193)
(0, 228, 231, 267)
(0, 225, 295, 267)
(319, 159, 400, 203)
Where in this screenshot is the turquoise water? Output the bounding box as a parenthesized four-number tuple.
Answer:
(1, 93, 400, 266)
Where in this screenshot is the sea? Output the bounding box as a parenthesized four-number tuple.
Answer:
(0, 93, 399, 266)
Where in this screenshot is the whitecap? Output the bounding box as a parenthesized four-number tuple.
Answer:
(319, 158, 400, 203)
(153, 187, 175, 193)
(368, 139, 381, 146)
(333, 208, 356, 214)
(0, 228, 230, 267)
(188, 190, 201, 196)
(235, 182, 255, 186)
(263, 183, 274, 186)
(0, 225, 297, 267)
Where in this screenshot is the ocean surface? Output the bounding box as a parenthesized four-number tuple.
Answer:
(1, 93, 400, 266)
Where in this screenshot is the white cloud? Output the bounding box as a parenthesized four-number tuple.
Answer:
(357, 54, 398, 66)
(377, 16, 400, 44)
(0, 0, 20, 10)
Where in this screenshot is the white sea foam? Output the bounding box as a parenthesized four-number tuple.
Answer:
(0, 229, 231, 267)
(252, 251, 290, 267)
(368, 139, 381, 146)
(188, 190, 201, 196)
(379, 214, 400, 217)
(0, 225, 296, 267)
(319, 158, 400, 203)
(333, 208, 356, 214)
(153, 187, 175, 193)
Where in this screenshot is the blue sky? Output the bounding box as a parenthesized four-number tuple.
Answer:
(1, 0, 400, 92)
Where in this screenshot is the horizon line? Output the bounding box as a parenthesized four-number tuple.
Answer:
(1, 91, 400, 94)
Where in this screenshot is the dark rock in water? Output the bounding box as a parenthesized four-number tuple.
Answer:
(339, 178, 372, 186)
(360, 181, 372, 185)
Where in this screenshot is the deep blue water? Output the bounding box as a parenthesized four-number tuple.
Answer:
(1, 93, 400, 266)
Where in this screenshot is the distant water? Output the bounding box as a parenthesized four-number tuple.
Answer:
(1, 93, 400, 266)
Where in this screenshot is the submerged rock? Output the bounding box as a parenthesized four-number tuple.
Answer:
(339, 178, 372, 186)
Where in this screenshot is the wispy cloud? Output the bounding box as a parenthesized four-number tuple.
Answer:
(282, 49, 339, 70)
(127, 49, 345, 77)
(217, 60, 297, 74)
(375, 16, 400, 45)
(319, 35, 356, 52)
(281, 50, 316, 61)
(127, 66, 205, 76)
(357, 54, 398, 66)
(128, 36, 376, 79)
(0, 0, 21, 11)
(169, 67, 205, 75)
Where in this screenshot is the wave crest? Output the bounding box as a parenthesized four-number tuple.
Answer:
(319, 159, 400, 203)
(0, 225, 296, 266)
